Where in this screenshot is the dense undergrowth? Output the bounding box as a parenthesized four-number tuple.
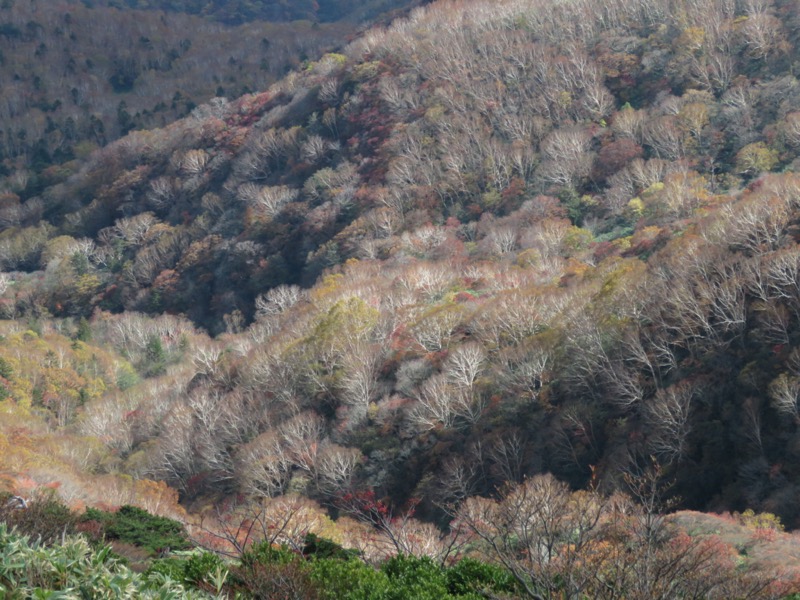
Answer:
(1, 490, 798, 599)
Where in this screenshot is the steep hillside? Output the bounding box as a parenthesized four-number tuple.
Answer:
(82, 0, 425, 24)
(2, 0, 800, 548)
(0, 0, 389, 204)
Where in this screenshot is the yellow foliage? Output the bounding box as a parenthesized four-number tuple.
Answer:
(352, 61, 381, 82)
(631, 226, 662, 246)
(311, 296, 380, 352)
(677, 27, 706, 53)
(613, 236, 632, 251)
(309, 52, 347, 72)
(41, 235, 79, 266)
(73, 140, 99, 159)
(424, 105, 446, 123)
(310, 273, 344, 303)
(84, 377, 106, 401)
(679, 102, 710, 135)
(133, 479, 186, 519)
(641, 181, 665, 198)
(516, 248, 542, 268)
(597, 258, 639, 293)
(736, 142, 780, 175)
(75, 274, 102, 297)
(565, 226, 593, 251)
(564, 258, 591, 279)
(737, 509, 784, 532)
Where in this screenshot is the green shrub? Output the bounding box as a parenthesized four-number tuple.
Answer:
(381, 555, 452, 600)
(446, 557, 519, 596)
(303, 533, 360, 560)
(148, 551, 228, 593)
(240, 540, 299, 568)
(83, 505, 191, 554)
(311, 557, 391, 600)
(184, 551, 226, 586)
(146, 556, 187, 582)
(232, 548, 319, 599)
(309, 551, 518, 600)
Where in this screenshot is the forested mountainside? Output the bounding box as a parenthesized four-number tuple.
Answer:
(0, 0, 419, 200)
(80, 0, 425, 24)
(3, 0, 800, 594)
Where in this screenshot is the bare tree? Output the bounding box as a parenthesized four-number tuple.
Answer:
(741, 0, 784, 60)
(0, 272, 9, 296)
(497, 342, 552, 401)
(456, 473, 604, 600)
(768, 373, 800, 422)
(489, 430, 526, 483)
(784, 112, 800, 148)
(339, 341, 383, 418)
(539, 127, 593, 186)
(314, 444, 362, 496)
(196, 495, 329, 558)
(179, 148, 210, 175)
(236, 430, 293, 498)
(411, 305, 464, 352)
(280, 411, 326, 473)
(241, 184, 299, 219)
(255, 284, 305, 319)
(443, 342, 487, 390)
(410, 373, 460, 431)
(146, 177, 177, 210)
(644, 383, 695, 463)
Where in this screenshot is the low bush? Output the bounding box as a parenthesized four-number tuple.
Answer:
(82, 504, 191, 555)
(0, 490, 76, 545)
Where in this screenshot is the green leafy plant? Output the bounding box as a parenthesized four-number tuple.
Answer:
(0, 523, 208, 598)
(82, 505, 191, 555)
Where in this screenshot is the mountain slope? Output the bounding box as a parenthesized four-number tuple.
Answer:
(1, 0, 800, 532)
(82, 0, 425, 24)
(0, 0, 421, 202)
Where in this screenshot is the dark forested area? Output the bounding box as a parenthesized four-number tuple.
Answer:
(79, 0, 423, 24)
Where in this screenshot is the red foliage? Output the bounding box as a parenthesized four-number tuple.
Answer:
(153, 269, 180, 295)
(592, 240, 617, 262)
(594, 138, 644, 181)
(453, 291, 476, 303)
(229, 91, 275, 128)
(526, 195, 568, 221)
(341, 489, 390, 519)
(75, 518, 104, 540)
(496, 177, 527, 210)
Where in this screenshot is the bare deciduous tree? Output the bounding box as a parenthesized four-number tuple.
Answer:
(644, 382, 696, 462)
(444, 342, 487, 390)
(768, 373, 800, 421)
(314, 444, 362, 496)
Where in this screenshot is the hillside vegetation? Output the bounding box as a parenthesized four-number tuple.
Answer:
(0, 0, 421, 207)
(2, 0, 800, 595)
(1, 488, 798, 599)
(81, 0, 425, 24)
